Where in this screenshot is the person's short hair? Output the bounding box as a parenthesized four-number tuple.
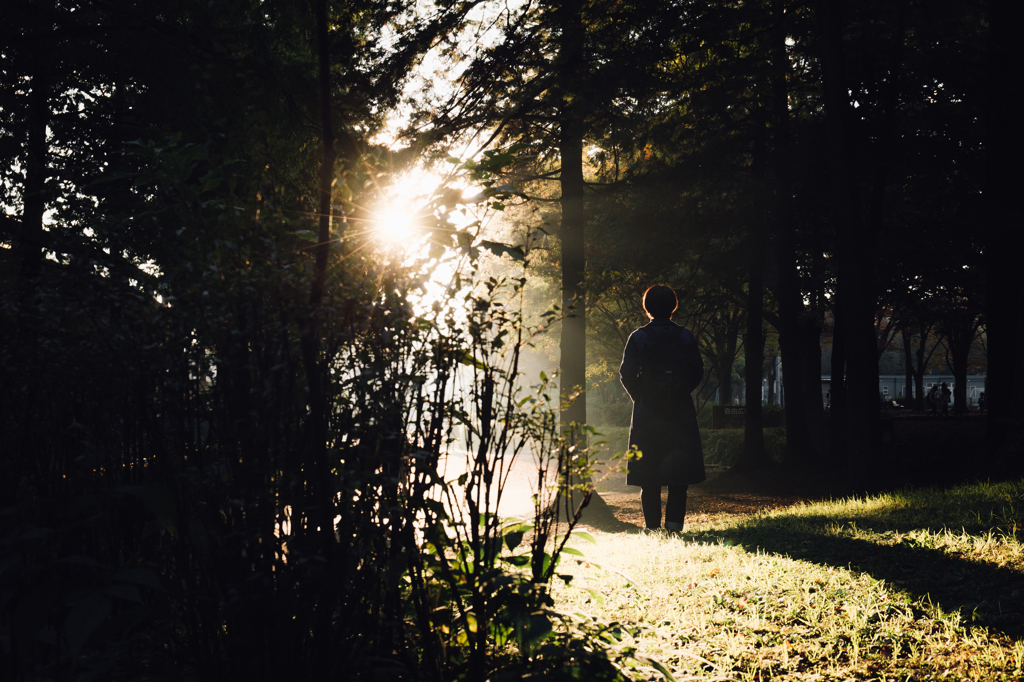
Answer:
(643, 285, 677, 319)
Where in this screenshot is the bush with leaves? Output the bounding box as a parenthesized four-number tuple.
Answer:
(0, 138, 659, 681)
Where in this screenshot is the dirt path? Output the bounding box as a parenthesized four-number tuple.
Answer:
(573, 415, 990, 533)
(575, 464, 848, 533)
(489, 415, 989, 534)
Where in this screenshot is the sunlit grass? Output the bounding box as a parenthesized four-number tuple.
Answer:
(550, 479, 1024, 681)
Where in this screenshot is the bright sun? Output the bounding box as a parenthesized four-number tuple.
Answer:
(376, 204, 417, 244)
(372, 169, 438, 246)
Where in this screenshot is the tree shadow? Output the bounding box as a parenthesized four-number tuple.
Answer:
(693, 515, 1024, 640)
(577, 495, 644, 534)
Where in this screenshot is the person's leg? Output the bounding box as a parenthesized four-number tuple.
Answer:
(664, 485, 688, 531)
(641, 487, 663, 529)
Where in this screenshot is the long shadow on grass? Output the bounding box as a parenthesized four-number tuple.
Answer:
(694, 517, 1024, 640)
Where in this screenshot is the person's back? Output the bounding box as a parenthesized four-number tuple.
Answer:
(619, 284, 705, 532)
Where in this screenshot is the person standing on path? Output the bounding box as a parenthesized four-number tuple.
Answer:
(619, 285, 706, 532)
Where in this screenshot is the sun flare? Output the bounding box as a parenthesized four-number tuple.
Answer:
(376, 204, 417, 243)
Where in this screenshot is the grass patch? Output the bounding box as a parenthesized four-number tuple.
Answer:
(551, 478, 1024, 680)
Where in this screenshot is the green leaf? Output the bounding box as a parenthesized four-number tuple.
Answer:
(294, 229, 318, 242)
(574, 531, 597, 545)
(636, 655, 678, 682)
(583, 587, 605, 607)
(504, 531, 524, 550)
(122, 484, 178, 538)
(479, 240, 525, 261)
(114, 567, 163, 591)
(65, 593, 111, 657)
(560, 547, 585, 557)
(103, 584, 142, 603)
(458, 350, 488, 370)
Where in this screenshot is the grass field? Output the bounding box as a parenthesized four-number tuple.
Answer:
(549, 478, 1024, 681)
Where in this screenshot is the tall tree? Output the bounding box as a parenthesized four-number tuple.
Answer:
(984, 0, 1023, 472)
(554, 0, 588, 428)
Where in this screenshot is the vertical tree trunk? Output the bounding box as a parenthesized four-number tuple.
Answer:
(984, 0, 1023, 472)
(799, 316, 825, 454)
(818, 0, 880, 486)
(552, 0, 610, 524)
(557, 0, 587, 430)
(738, 236, 766, 469)
(19, 69, 48, 293)
(718, 360, 732, 404)
(303, 0, 337, 674)
(946, 321, 977, 414)
(714, 317, 741, 405)
(901, 327, 914, 404)
(913, 327, 927, 410)
(12, 67, 50, 498)
(770, 0, 819, 464)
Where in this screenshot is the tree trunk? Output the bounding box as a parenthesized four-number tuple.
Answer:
(818, 0, 880, 486)
(557, 0, 587, 430)
(553, 0, 610, 523)
(984, 0, 1023, 473)
(737, 230, 766, 469)
(12, 66, 50, 499)
(913, 327, 926, 410)
(829, 299, 847, 469)
(902, 327, 914, 404)
(770, 0, 818, 464)
(945, 320, 977, 415)
(19, 69, 48, 294)
(303, 0, 338, 674)
(798, 316, 825, 457)
(714, 318, 741, 405)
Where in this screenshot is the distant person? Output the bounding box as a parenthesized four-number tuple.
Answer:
(940, 382, 951, 416)
(619, 285, 705, 533)
(979, 391, 987, 414)
(927, 385, 940, 416)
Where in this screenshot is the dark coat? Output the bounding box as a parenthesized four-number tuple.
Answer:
(618, 319, 705, 487)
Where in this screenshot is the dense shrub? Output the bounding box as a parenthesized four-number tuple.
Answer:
(701, 428, 787, 466)
(0, 141, 628, 681)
